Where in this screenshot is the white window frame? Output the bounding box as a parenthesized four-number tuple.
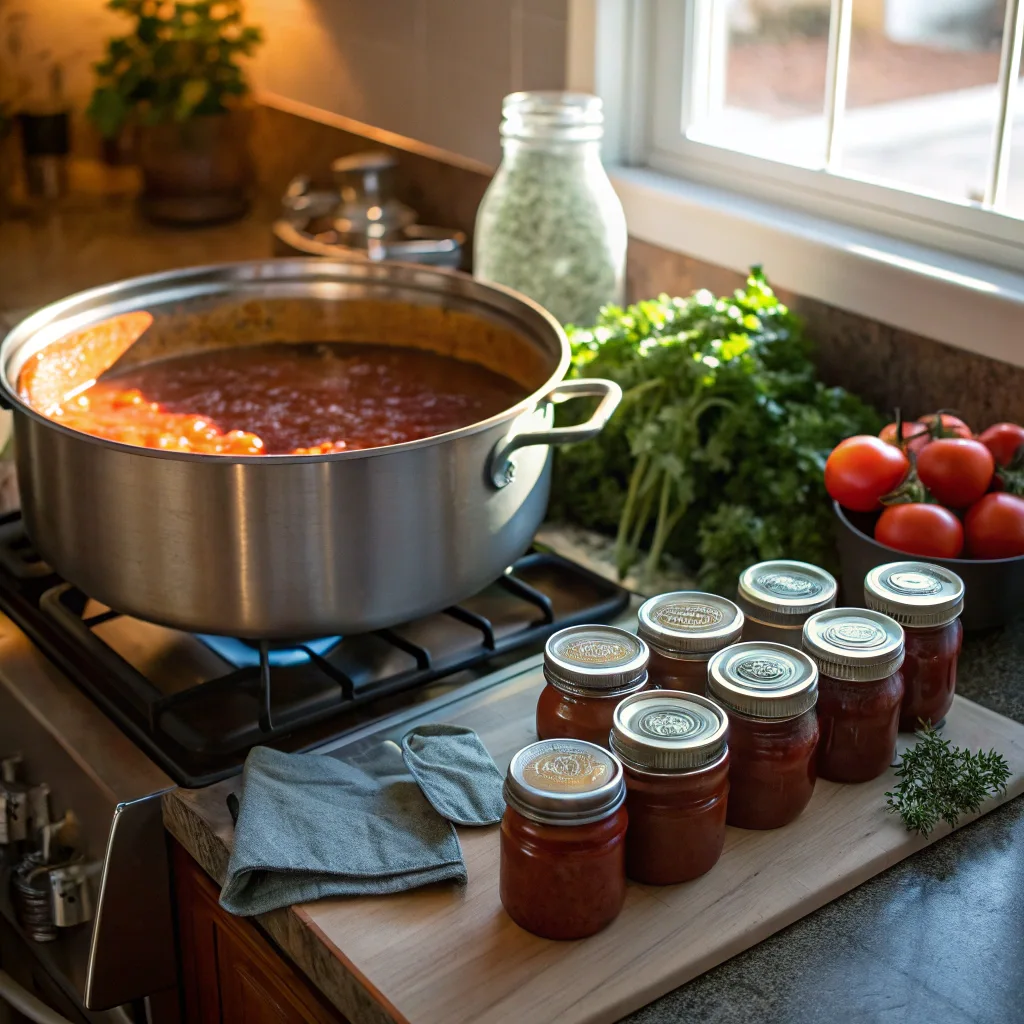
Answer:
(568, 0, 1024, 370)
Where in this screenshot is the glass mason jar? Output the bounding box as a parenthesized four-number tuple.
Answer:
(864, 562, 965, 732)
(736, 560, 838, 649)
(499, 738, 627, 940)
(802, 608, 905, 783)
(637, 592, 745, 694)
(611, 690, 730, 885)
(536, 624, 650, 748)
(473, 91, 627, 326)
(708, 642, 820, 830)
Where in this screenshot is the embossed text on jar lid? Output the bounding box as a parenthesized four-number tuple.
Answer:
(637, 592, 744, 659)
(504, 738, 626, 826)
(707, 642, 818, 720)
(737, 560, 838, 626)
(544, 624, 649, 695)
(611, 690, 729, 772)
(802, 608, 905, 682)
(864, 561, 965, 628)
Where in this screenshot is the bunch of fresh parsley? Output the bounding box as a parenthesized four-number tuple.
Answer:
(548, 267, 882, 592)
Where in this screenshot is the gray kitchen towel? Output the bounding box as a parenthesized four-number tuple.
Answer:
(401, 724, 505, 826)
(220, 742, 466, 917)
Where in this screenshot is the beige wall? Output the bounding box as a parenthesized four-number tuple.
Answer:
(13, 0, 568, 166)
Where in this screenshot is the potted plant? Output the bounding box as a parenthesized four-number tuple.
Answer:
(87, 0, 263, 225)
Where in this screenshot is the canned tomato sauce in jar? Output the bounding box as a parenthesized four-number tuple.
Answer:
(499, 738, 628, 940)
(611, 690, 730, 885)
(863, 562, 964, 732)
(707, 642, 819, 830)
(637, 592, 744, 694)
(802, 608, 905, 783)
(536, 625, 649, 747)
(736, 560, 837, 648)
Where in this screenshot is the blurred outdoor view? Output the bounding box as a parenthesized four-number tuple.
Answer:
(701, 0, 1024, 214)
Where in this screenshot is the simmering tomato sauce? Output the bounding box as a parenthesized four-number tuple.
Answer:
(20, 334, 525, 456)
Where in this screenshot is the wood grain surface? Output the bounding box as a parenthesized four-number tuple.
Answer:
(165, 659, 1024, 1024)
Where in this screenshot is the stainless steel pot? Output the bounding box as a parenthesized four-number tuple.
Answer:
(0, 259, 620, 638)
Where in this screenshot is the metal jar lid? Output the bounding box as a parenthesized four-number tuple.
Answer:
(802, 608, 905, 682)
(637, 592, 744, 659)
(610, 690, 729, 773)
(707, 642, 818, 720)
(737, 560, 838, 625)
(543, 625, 649, 695)
(503, 738, 626, 826)
(863, 561, 965, 628)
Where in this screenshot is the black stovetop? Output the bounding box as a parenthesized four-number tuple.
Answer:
(0, 513, 629, 787)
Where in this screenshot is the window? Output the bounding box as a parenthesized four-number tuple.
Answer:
(633, 0, 1024, 271)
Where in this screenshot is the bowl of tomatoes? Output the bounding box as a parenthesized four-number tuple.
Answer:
(827, 414, 1024, 631)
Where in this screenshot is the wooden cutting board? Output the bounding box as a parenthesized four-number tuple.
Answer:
(168, 657, 1024, 1024)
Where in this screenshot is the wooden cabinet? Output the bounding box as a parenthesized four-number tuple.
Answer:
(172, 841, 348, 1024)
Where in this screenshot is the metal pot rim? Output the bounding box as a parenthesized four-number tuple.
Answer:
(0, 257, 570, 465)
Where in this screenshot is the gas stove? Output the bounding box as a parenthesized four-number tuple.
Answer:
(0, 510, 631, 1020)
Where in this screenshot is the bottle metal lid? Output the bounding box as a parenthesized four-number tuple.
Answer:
(863, 561, 965, 628)
(637, 592, 744, 659)
(503, 738, 625, 826)
(611, 690, 729, 773)
(707, 642, 819, 720)
(802, 608, 905, 682)
(737, 560, 838, 626)
(543, 624, 649, 695)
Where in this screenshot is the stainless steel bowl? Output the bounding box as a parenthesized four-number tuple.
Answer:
(0, 259, 620, 638)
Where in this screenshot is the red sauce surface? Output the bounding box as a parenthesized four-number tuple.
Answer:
(899, 620, 962, 731)
(646, 649, 711, 695)
(816, 671, 904, 783)
(20, 340, 524, 456)
(726, 709, 819, 830)
(535, 681, 648, 748)
(499, 804, 627, 940)
(623, 753, 730, 885)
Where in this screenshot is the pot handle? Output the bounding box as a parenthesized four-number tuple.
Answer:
(488, 378, 622, 489)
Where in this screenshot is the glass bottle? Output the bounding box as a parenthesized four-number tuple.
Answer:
(611, 690, 730, 885)
(637, 591, 744, 694)
(499, 738, 627, 940)
(707, 642, 820, 829)
(864, 562, 965, 731)
(736, 560, 837, 648)
(474, 91, 627, 326)
(802, 608, 905, 783)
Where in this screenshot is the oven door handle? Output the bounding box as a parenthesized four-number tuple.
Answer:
(0, 970, 75, 1024)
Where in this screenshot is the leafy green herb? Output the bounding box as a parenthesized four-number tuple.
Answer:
(886, 725, 1011, 837)
(549, 267, 881, 590)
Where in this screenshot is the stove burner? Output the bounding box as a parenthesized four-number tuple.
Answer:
(0, 514, 630, 787)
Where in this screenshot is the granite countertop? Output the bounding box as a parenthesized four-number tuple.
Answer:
(5, 183, 1023, 1024)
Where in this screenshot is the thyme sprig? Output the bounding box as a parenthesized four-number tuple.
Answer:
(886, 725, 1011, 837)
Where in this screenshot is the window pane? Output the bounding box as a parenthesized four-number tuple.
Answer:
(838, 0, 1004, 203)
(688, 0, 830, 166)
(1002, 83, 1024, 217)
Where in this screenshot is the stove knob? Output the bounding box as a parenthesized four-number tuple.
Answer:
(0, 755, 28, 845)
(49, 863, 95, 928)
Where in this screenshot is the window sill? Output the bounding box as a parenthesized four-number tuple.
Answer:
(610, 166, 1024, 370)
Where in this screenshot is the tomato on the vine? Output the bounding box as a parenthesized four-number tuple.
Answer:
(978, 423, 1024, 467)
(964, 493, 1024, 559)
(874, 504, 964, 559)
(824, 435, 910, 512)
(879, 421, 929, 454)
(916, 438, 994, 508)
(919, 412, 972, 440)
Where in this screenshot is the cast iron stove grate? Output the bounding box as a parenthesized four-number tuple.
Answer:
(0, 513, 629, 787)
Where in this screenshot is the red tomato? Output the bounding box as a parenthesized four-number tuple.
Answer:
(824, 436, 910, 512)
(874, 504, 964, 559)
(978, 423, 1024, 467)
(919, 412, 972, 440)
(879, 421, 930, 454)
(916, 438, 994, 508)
(964, 493, 1024, 559)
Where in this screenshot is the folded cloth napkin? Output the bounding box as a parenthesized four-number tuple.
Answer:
(220, 741, 466, 916)
(401, 724, 506, 826)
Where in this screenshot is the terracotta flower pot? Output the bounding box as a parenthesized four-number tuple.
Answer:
(136, 109, 253, 226)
